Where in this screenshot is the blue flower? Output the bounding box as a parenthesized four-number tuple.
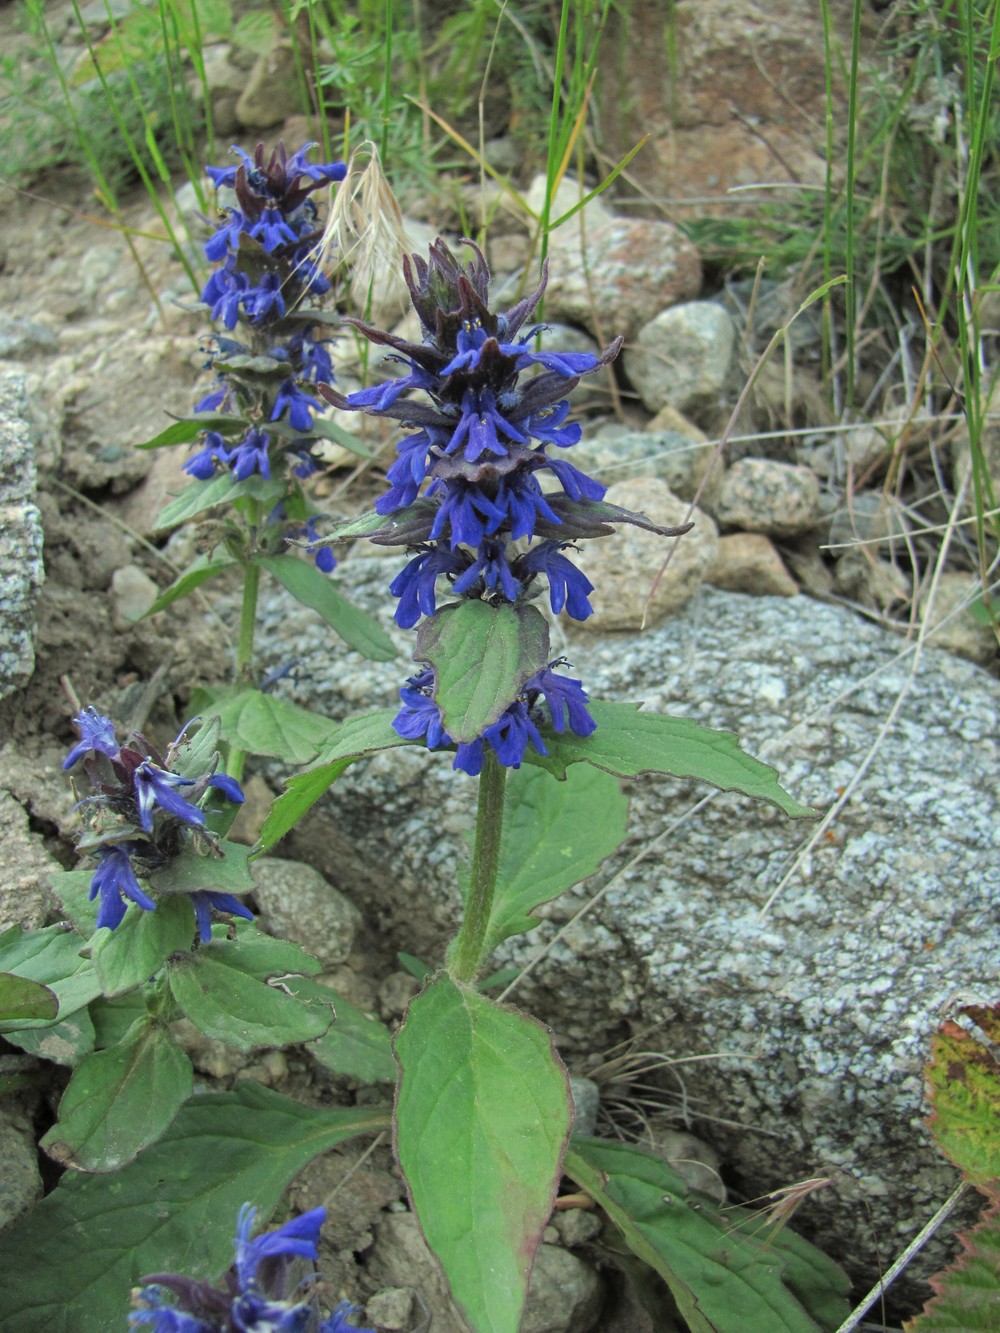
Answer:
(390, 546, 465, 628)
(184, 431, 231, 480)
(134, 762, 204, 834)
(271, 380, 321, 432)
(230, 428, 271, 480)
(90, 844, 157, 931)
(206, 773, 246, 804)
(392, 671, 452, 749)
(201, 266, 250, 330)
(190, 891, 254, 943)
(130, 1203, 371, 1332)
(451, 540, 522, 602)
(519, 542, 594, 619)
(64, 707, 120, 769)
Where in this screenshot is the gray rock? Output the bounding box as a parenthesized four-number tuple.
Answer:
(572, 423, 715, 497)
(0, 1108, 43, 1231)
(918, 570, 998, 667)
(364, 1286, 414, 1330)
(543, 218, 701, 340)
(0, 371, 44, 701)
(235, 45, 303, 129)
(111, 565, 159, 623)
(571, 478, 718, 630)
(250, 857, 363, 968)
(258, 559, 1000, 1304)
(568, 1076, 600, 1137)
(0, 789, 62, 933)
(708, 532, 798, 597)
(625, 302, 736, 417)
(0, 315, 58, 359)
(717, 457, 823, 537)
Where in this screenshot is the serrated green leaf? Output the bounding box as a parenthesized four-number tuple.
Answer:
(904, 1202, 1000, 1331)
(417, 601, 550, 743)
(204, 686, 338, 764)
(482, 763, 627, 957)
(148, 840, 254, 898)
(530, 701, 816, 818)
(168, 952, 333, 1049)
(143, 554, 237, 617)
(92, 897, 196, 998)
(0, 1083, 389, 1332)
(257, 709, 405, 851)
(135, 414, 248, 450)
(255, 555, 396, 661)
(0, 974, 57, 1026)
(154, 474, 286, 532)
(925, 1003, 1000, 1190)
(288, 979, 395, 1083)
(394, 974, 572, 1333)
(565, 1139, 849, 1333)
(41, 1024, 193, 1173)
(198, 922, 323, 980)
(89, 992, 149, 1050)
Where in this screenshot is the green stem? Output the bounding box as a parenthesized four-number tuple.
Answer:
(228, 503, 262, 782)
(448, 750, 508, 984)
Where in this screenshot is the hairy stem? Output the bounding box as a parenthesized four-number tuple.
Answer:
(227, 502, 263, 781)
(448, 750, 507, 984)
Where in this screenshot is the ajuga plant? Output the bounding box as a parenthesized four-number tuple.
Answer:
(137, 141, 395, 778)
(0, 242, 848, 1333)
(129, 1203, 373, 1332)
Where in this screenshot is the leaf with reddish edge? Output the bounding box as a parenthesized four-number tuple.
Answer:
(393, 974, 572, 1333)
(925, 1002, 1000, 1193)
(904, 1202, 1000, 1331)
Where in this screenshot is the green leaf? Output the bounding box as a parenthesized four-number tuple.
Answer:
(904, 1203, 1000, 1331)
(394, 975, 573, 1333)
(398, 951, 433, 982)
(90, 992, 149, 1050)
(41, 1023, 193, 1173)
(482, 764, 628, 957)
(148, 840, 254, 898)
(92, 897, 196, 998)
(49, 871, 99, 936)
(255, 555, 397, 661)
(202, 922, 323, 981)
(308, 415, 373, 456)
(143, 553, 237, 617)
(925, 1002, 1000, 1190)
(288, 979, 395, 1083)
(0, 974, 57, 1026)
(257, 709, 405, 851)
(3, 1007, 96, 1067)
(564, 1139, 849, 1333)
(0, 925, 101, 1023)
(0, 1083, 389, 1332)
(168, 716, 224, 782)
(168, 951, 333, 1049)
(135, 414, 249, 450)
(201, 686, 338, 764)
(154, 473, 285, 532)
(531, 701, 816, 818)
(416, 601, 550, 743)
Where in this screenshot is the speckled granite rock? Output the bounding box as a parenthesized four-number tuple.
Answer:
(252, 558, 1000, 1308)
(0, 370, 44, 702)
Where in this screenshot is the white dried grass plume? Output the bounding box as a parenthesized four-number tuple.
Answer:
(311, 141, 412, 321)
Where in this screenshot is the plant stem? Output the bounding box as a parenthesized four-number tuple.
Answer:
(448, 750, 507, 984)
(227, 502, 262, 782)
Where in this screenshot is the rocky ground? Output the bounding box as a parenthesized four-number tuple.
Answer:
(1, 1, 999, 1329)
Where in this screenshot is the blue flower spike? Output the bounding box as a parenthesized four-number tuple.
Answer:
(129, 1204, 374, 1332)
(64, 711, 250, 938)
(318, 238, 693, 774)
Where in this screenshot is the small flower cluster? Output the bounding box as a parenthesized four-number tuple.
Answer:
(185, 142, 344, 562)
(64, 707, 248, 939)
(319, 240, 687, 774)
(129, 1204, 372, 1333)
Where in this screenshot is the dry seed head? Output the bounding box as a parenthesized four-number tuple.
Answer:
(309, 141, 411, 319)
